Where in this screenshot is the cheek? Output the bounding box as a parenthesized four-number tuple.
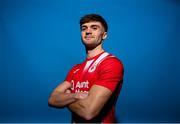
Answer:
(96, 33, 104, 39)
(82, 31, 87, 35)
(81, 33, 85, 38)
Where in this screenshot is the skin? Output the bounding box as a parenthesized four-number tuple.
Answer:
(48, 21, 113, 120)
(81, 21, 107, 58)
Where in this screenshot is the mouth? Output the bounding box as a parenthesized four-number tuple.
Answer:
(84, 36, 94, 40)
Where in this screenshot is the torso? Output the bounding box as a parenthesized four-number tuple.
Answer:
(70, 52, 110, 93)
(65, 51, 123, 123)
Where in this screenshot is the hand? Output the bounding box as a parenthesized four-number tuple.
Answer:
(65, 89, 71, 93)
(75, 92, 89, 99)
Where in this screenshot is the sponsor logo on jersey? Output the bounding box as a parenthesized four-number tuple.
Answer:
(71, 80, 89, 93)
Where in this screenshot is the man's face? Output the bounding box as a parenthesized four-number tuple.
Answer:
(81, 21, 107, 49)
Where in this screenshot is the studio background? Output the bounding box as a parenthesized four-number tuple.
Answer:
(0, 0, 179, 123)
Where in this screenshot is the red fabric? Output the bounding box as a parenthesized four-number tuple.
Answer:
(65, 51, 124, 123)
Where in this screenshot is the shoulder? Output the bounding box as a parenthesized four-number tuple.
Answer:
(68, 60, 86, 74)
(97, 53, 124, 76)
(67, 63, 80, 74)
(71, 60, 85, 69)
(100, 54, 123, 69)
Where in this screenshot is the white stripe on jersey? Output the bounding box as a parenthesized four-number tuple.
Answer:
(83, 52, 110, 73)
(83, 59, 94, 73)
(88, 52, 110, 73)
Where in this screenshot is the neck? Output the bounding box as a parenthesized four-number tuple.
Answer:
(86, 44, 104, 59)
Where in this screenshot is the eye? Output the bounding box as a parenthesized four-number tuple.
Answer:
(91, 25, 99, 30)
(81, 27, 86, 31)
(92, 27, 97, 30)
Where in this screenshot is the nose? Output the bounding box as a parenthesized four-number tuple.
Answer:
(85, 28, 92, 35)
(86, 32, 91, 35)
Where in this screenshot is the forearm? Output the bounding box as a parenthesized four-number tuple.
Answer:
(48, 92, 77, 108)
(68, 98, 97, 120)
(68, 100, 89, 119)
(68, 85, 112, 120)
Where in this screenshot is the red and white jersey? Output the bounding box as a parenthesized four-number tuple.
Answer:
(65, 51, 124, 123)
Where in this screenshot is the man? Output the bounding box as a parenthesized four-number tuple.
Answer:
(48, 14, 124, 123)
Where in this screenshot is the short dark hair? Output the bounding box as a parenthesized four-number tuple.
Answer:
(80, 14, 108, 32)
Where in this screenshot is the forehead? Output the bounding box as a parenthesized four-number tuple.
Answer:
(81, 21, 103, 27)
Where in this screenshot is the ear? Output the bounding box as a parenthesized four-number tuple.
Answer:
(102, 32, 107, 40)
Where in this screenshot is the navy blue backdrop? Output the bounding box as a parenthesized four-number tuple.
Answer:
(0, 0, 179, 123)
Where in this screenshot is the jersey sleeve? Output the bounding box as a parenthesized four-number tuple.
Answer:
(94, 57, 124, 92)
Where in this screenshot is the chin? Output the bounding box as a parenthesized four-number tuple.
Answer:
(84, 44, 98, 50)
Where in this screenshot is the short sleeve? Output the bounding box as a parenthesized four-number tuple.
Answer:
(94, 57, 124, 92)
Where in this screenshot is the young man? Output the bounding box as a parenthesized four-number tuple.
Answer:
(48, 14, 124, 123)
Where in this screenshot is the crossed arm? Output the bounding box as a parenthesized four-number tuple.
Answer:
(48, 81, 77, 108)
(48, 81, 112, 120)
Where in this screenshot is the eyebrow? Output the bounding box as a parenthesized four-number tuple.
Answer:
(81, 24, 100, 29)
(91, 25, 100, 28)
